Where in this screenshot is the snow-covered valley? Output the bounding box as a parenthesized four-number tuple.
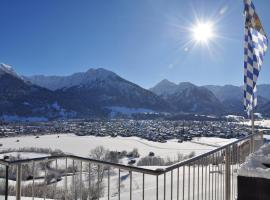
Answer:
(0, 134, 236, 160)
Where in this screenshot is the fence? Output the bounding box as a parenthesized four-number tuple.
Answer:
(0, 132, 265, 200)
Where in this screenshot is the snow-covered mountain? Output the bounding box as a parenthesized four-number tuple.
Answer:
(204, 84, 270, 114)
(0, 64, 74, 121)
(149, 79, 178, 97)
(53, 68, 170, 116)
(205, 84, 270, 102)
(3, 64, 270, 119)
(151, 81, 224, 114)
(26, 68, 126, 91)
(204, 85, 242, 102)
(0, 63, 22, 79)
(257, 84, 270, 100)
(151, 80, 270, 115)
(25, 68, 171, 117)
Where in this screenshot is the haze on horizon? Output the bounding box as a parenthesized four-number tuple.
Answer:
(0, 0, 270, 88)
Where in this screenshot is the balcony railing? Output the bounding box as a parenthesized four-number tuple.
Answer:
(0, 131, 265, 200)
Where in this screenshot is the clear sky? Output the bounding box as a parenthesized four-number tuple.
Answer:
(0, 0, 270, 89)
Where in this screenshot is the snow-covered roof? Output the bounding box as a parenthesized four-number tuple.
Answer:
(238, 143, 270, 179)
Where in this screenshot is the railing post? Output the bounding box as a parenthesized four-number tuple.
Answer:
(16, 164, 22, 200)
(5, 165, 9, 200)
(225, 147, 231, 200)
(156, 175, 159, 200)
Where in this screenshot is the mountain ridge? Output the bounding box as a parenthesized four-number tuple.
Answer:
(2, 64, 270, 120)
(2, 65, 171, 119)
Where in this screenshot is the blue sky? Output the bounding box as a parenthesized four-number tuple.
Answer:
(0, 0, 270, 88)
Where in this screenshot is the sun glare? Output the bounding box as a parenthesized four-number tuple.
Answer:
(192, 22, 214, 43)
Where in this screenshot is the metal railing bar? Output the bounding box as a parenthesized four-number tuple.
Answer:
(80, 160, 83, 200)
(156, 175, 159, 200)
(201, 158, 204, 200)
(171, 170, 173, 200)
(182, 166, 185, 200)
(43, 162, 47, 200)
(54, 159, 57, 199)
(211, 156, 213, 200)
(5, 165, 9, 200)
(192, 164, 195, 200)
(197, 160, 200, 200)
(118, 169, 121, 200)
(188, 164, 190, 200)
(142, 173, 145, 200)
(130, 171, 132, 200)
(98, 165, 101, 200)
(16, 164, 22, 200)
(88, 163, 92, 200)
(217, 152, 220, 200)
(163, 132, 260, 172)
(65, 158, 68, 200)
(72, 160, 75, 200)
(204, 158, 207, 200)
(177, 168, 179, 200)
(7, 154, 161, 175)
(32, 161, 35, 200)
(208, 156, 212, 200)
(108, 167, 110, 200)
(163, 172, 166, 200)
(214, 154, 217, 200)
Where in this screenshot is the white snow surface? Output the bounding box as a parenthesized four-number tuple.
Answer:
(108, 106, 154, 116)
(0, 134, 235, 159)
(0, 152, 49, 159)
(239, 119, 270, 128)
(225, 115, 245, 121)
(238, 143, 270, 179)
(0, 63, 21, 79)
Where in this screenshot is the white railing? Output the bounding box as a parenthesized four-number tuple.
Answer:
(0, 131, 265, 200)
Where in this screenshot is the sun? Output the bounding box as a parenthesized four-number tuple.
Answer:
(192, 21, 214, 43)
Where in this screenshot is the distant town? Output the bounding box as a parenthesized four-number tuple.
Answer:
(0, 119, 266, 142)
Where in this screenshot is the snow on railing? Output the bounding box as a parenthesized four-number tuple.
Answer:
(0, 131, 265, 200)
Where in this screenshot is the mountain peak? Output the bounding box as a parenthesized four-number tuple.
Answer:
(150, 79, 178, 96)
(151, 79, 177, 88)
(0, 63, 21, 79)
(85, 68, 117, 79)
(159, 79, 176, 86)
(27, 67, 122, 90)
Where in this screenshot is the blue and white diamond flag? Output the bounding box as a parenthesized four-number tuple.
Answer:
(243, 0, 268, 115)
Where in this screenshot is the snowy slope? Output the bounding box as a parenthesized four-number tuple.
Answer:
(0, 63, 21, 79)
(26, 68, 120, 91)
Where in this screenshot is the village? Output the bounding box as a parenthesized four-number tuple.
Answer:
(0, 119, 258, 142)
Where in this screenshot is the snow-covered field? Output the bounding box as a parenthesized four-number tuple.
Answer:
(0, 134, 240, 200)
(0, 152, 49, 160)
(240, 119, 270, 128)
(0, 134, 236, 159)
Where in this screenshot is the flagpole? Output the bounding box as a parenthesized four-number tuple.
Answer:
(251, 104, 255, 152)
(251, 109, 254, 134)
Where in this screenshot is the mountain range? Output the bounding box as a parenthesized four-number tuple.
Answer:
(0, 64, 169, 121)
(150, 79, 270, 116)
(1, 63, 270, 121)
